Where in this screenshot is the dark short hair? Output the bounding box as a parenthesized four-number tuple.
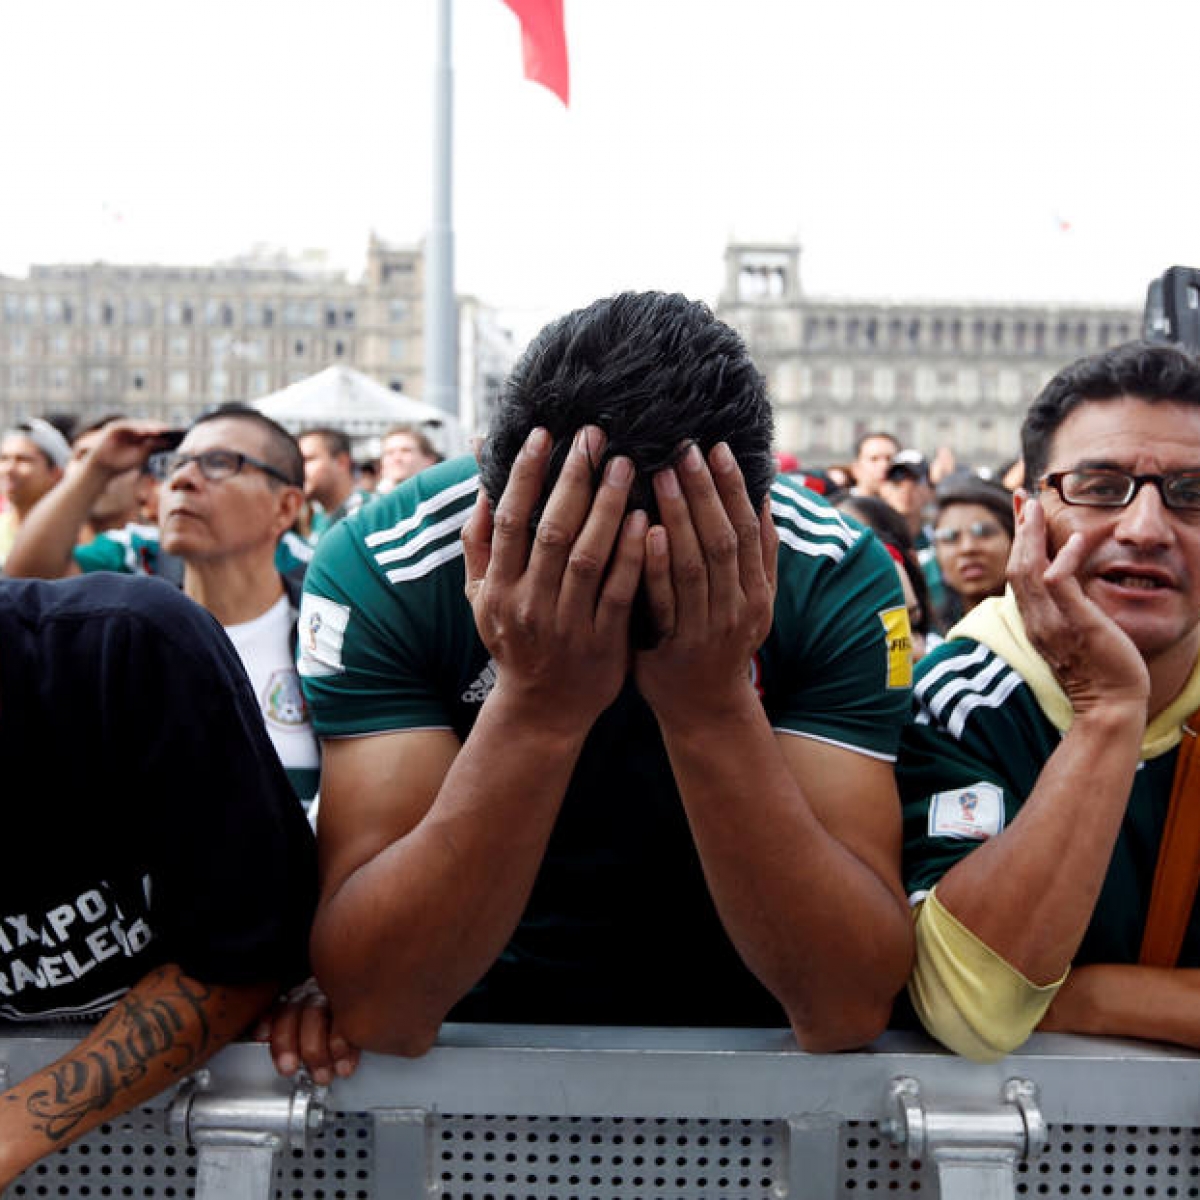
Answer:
(190, 403, 304, 487)
(300, 427, 352, 460)
(479, 291, 774, 521)
(1022, 341, 1200, 482)
(934, 476, 1015, 542)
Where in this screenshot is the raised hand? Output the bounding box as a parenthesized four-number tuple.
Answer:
(633, 441, 778, 725)
(1009, 492, 1149, 716)
(462, 425, 647, 736)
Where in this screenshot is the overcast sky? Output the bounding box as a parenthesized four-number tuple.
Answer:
(3, 0, 1196, 342)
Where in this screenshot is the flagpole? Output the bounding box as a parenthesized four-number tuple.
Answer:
(424, 0, 458, 418)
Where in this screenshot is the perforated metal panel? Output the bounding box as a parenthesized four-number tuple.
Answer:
(432, 1115, 785, 1199)
(839, 1119, 927, 1193)
(1014, 1124, 1200, 1199)
(837, 1121, 1200, 1198)
(7, 1107, 374, 1200)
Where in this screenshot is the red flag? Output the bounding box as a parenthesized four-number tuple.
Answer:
(502, 0, 570, 107)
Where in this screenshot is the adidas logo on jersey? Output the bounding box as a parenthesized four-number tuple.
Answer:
(462, 659, 498, 705)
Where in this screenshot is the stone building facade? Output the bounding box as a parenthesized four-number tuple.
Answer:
(716, 242, 1144, 470)
(0, 235, 425, 432)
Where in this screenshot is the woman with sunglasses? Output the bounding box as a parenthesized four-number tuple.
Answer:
(932, 476, 1016, 626)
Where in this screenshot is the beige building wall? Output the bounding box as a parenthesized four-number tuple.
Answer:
(0, 235, 426, 431)
(717, 242, 1143, 471)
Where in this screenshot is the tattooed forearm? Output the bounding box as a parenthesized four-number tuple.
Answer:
(24, 965, 219, 1142)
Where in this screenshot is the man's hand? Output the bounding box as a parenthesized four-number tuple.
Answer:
(254, 978, 361, 1085)
(1009, 492, 1150, 716)
(73, 420, 176, 483)
(463, 424, 646, 737)
(634, 441, 777, 723)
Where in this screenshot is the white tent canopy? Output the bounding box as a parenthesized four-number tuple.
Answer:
(251, 365, 466, 455)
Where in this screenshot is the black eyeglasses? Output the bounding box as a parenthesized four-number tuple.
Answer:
(1037, 469, 1200, 513)
(149, 448, 298, 487)
(933, 520, 1004, 545)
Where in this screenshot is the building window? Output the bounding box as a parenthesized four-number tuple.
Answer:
(130, 333, 150, 357)
(168, 370, 189, 398)
(293, 339, 306, 357)
(389, 338, 405, 362)
(170, 335, 189, 359)
(334, 340, 346, 357)
(388, 300, 408, 324)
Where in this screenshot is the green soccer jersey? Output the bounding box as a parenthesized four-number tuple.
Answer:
(899, 637, 1191, 966)
(298, 456, 911, 1025)
(73, 524, 312, 578)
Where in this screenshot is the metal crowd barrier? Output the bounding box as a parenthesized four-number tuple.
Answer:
(3, 1023, 1200, 1199)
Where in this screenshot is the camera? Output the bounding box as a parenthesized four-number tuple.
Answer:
(1143, 266, 1200, 355)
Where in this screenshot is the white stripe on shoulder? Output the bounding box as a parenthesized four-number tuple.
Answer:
(917, 644, 1024, 740)
(374, 507, 473, 567)
(914, 642, 992, 701)
(944, 669, 1024, 739)
(385, 539, 465, 584)
(769, 484, 861, 548)
(769, 491, 860, 563)
(364, 475, 480, 549)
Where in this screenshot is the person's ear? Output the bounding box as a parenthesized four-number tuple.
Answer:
(274, 485, 304, 535)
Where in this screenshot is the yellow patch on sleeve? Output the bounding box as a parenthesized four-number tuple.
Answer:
(879, 605, 913, 689)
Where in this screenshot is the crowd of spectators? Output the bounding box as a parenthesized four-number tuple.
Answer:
(1, 297, 1199, 1181)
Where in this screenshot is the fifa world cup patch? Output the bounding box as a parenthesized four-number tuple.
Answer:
(878, 605, 913, 690)
(928, 781, 1005, 841)
(297, 593, 351, 677)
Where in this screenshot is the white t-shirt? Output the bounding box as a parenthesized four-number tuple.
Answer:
(224, 593, 320, 806)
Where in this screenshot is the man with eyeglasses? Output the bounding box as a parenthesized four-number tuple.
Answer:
(899, 340, 1200, 1060)
(6, 405, 319, 810)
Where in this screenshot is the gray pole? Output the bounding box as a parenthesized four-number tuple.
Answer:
(424, 0, 458, 417)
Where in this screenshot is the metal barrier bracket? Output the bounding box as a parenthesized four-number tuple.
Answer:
(166, 1071, 326, 1200)
(885, 1075, 1046, 1200)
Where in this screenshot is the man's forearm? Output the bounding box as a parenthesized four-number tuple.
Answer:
(658, 692, 912, 1051)
(1040, 964, 1200, 1049)
(312, 691, 590, 1056)
(4, 468, 105, 577)
(934, 705, 1144, 984)
(0, 965, 275, 1188)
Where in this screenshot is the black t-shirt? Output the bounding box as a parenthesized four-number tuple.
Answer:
(0, 573, 317, 1020)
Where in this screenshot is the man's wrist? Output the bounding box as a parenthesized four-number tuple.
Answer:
(482, 677, 600, 748)
(647, 675, 764, 739)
